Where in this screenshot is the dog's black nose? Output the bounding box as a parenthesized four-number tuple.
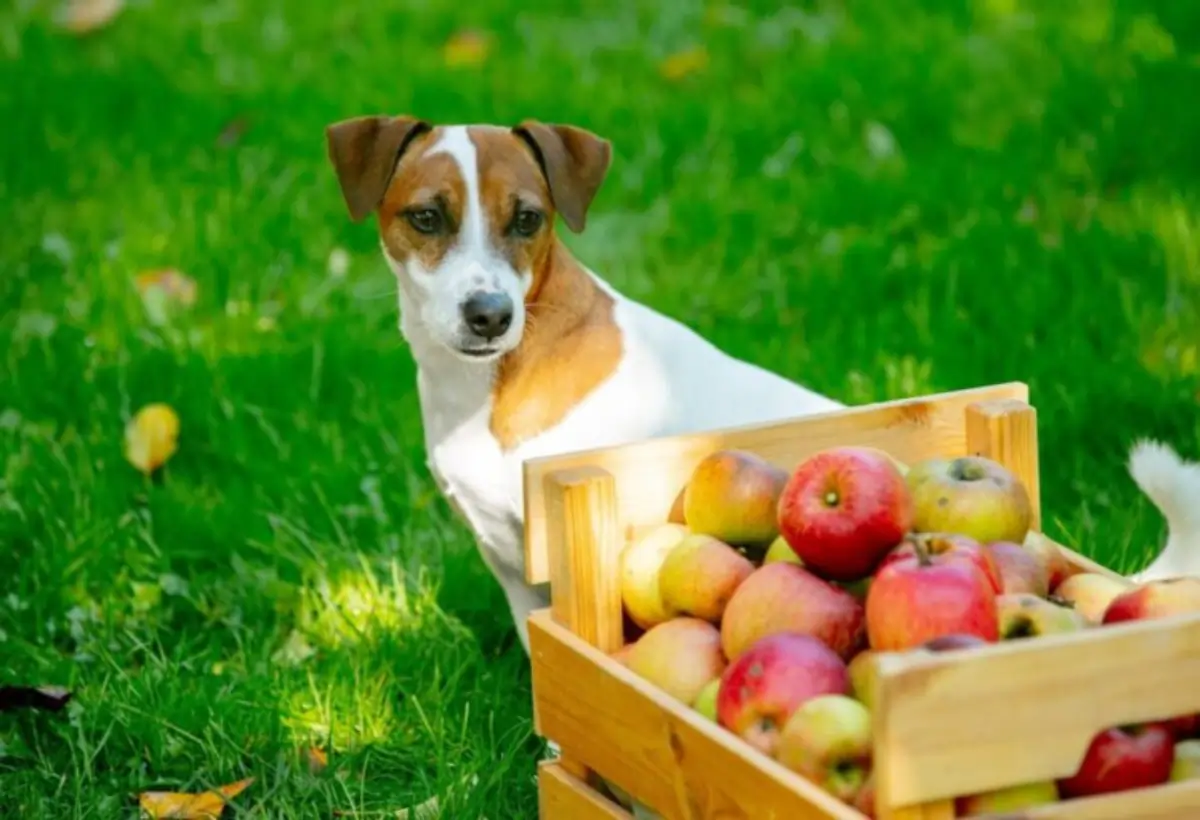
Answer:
(461, 291, 514, 340)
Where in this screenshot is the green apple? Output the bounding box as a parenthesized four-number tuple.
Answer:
(1172, 739, 1200, 782)
(955, 780, 1059, 816)
(906, 455, 1032, 544)
(692, 678, 721, 722)
(777, 694, 873, 803)
(763, 534, 804, 566)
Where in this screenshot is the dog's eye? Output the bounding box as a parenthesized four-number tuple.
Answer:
(512, 208, 543, 238)
(406, 208, 443, 235)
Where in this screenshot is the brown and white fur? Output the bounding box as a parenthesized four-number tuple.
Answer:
(324, 116, 844, 655)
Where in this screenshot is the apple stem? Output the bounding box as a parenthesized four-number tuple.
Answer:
(911, 536, 933, 567)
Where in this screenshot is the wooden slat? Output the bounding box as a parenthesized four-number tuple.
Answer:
(539, 762, 633, 819)
(529, 610, 865, 820)
(871, 611, 1200, 807)
(523, 382, 1029, 584)
(1015, 779, 1200, 819)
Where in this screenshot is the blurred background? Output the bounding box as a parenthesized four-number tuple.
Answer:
(3, 0, 1199, 815)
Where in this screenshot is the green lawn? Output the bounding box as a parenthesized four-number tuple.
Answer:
(3, 0, 1200, 816)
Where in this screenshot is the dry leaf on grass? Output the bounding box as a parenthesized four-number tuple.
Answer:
(659, 46, 709, 81)
(56, 0, 124, 35)
(0, 685, 72, 713)
(304, 746, 328, 775)
(138, 777, 254, 819)
(135, 268, 198, 326)
(124, 403, 181, 475)
(442, 30, 492, 68)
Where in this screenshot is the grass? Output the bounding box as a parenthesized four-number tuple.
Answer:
(3, 0, 1200, 816)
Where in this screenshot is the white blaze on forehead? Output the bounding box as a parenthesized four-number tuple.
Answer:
(426, 126, 488, 253)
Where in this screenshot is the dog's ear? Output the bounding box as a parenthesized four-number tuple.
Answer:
(513, 121, 612, 233)
(325, 115, 431, 222)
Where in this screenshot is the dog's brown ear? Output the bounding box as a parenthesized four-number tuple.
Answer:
(513, 121, 612, 233)
(326, 115, 431, 221)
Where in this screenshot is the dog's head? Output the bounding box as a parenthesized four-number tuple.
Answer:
(325, 117, 612, 361)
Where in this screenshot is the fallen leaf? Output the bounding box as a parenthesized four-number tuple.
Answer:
(135, 268, 198, 326)
(56, 0, 124, 35)
(442, 29, 492, 68)
(138, 777, 254, 819)
(304, 746, 327, 775)
(0, 685, 73, 713)
(215, 117, 251, 149)
(123, 403, 181, 475)
(658, 46, 709, 81)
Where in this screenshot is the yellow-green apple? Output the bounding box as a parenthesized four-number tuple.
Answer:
(1053, 572, 1129, 625)
(668, 484, 687, 525)
(683, 449, 788, 548)
(610, 642, 636, 667)
(658, 533, 754, 622)
(692, 678, 721, 722)
(1102, 577, 1200, 625)
(763, 534, 804, 566)
(906, 455, 1032, 544)
(996, 593, 1087, 640)
(987, 540, 1050, 596)
(720, 563, 865, 662)
(879, 533, 1003, 595)
(847, 650, 878, 711)
(621, 524, 688, 629)
(955, 781, 1059, 816)
(777, 694, 873, 803)
(777, 446, 913, 581)
(1024, 531, 1074, 592)
(626, 617, 727, 704)
(1171, 739, 1200, 782)
(1057, 723, 1175, 798)
(716, 633, 849, 757)
(866, 541, 999, 651)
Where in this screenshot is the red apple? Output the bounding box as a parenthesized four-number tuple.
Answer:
(987, 540, 1051, 596)
(720, 563, 865, 662)
(777, 446, 913, 581)
(879, 533, 1003, 595)
(1057, 723, 1174, 798)
(1166, 714, 1200, 741)
(866, 540, 999, 651)
(716, 633, 850, 757)
(1102, 577, 1200, 625)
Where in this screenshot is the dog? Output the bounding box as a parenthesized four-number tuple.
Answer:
(324, 116, 845, 655)
(1127, 439, 1200, 582)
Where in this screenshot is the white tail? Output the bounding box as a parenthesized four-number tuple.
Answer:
(1127, 439, 1200, 582)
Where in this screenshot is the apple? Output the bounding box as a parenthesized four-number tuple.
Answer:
(919, 633, 990, 653)
(1172, 739, 1200, 782)
(996, 593, 1087, 640)
(866, 539, 999, 651)
(955, 780, 1059, 816)
(621, 523, 688, 629)
(987, 540, 1051, 596)
(1166, 714, 1200, 741)
(906, 455, 1032, 544)
(683, 449, 788, 548)
(763, 534, 804, 566)
(716, 633, 849, 757)
(692, 678, 721, 722)
(720, 563, 865, 662)
(667, 485, 687, 525)
(777, 694, 873, 803)
(879, 533, 1003, 595)
(847, 650, 879, 711)
(1102, 577, 1200, 625)
(1024, 531, 1074, 592)
(1053, 572, 1129, 625)
(853, 771, 877, 818)
(1056, 723, 1175, 798)
(658, 533, 755, 623)
(610, 643, 636, 667)
(626, 617, 727, 705)
(777, 446, 913, 581)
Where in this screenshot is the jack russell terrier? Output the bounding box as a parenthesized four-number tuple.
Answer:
(324, 115, 1200, 656)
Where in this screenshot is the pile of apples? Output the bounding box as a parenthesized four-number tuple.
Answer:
(610, 445, 1200, 817)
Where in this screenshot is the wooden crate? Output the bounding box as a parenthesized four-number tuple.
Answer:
(524, 382, 1200, 819)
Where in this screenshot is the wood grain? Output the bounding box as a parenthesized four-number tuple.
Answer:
(523, 382, 1029, 584)
(965, 398, 1042, 530)
(539, 761, 634, 819)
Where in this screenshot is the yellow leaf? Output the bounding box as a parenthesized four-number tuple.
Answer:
(138, 777, 254, 819)
(443, 30, 492, 68)
(659, 46, 709, 81)
(124, 403, 181, 475)
(304, 746, 328, 774)
(57, 0, 124, 35)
